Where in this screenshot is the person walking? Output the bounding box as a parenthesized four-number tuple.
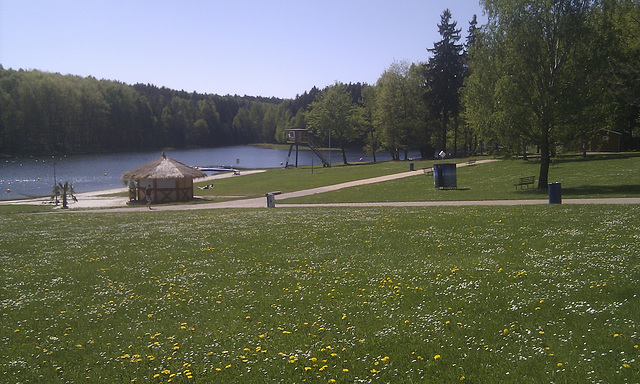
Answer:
(145, 184, 153, 210)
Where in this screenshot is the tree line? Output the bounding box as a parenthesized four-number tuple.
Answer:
(0, 68, 288, 153)
(300, 0, 639, 188)
(1, 0, 638, 190)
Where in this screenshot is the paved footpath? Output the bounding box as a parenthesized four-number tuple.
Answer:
(4, 160, 639, 212)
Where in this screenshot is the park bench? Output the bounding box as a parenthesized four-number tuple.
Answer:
(423, 168, 433, 176)
(466, 160, 476, 166)
(514, 176, 535, 190)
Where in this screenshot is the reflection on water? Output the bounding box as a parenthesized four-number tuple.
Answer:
(1, 146, 420, 200)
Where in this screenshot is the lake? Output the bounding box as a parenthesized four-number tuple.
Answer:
(0, 146, 420, 200)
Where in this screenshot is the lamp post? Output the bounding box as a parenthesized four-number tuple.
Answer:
(52, 156, 57, 186)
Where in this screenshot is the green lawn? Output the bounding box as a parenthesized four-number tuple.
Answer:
(1, 205, 639, 383)
(194, 153, 640, 203)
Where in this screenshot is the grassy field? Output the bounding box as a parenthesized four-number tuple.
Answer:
(1, 205, 639, 383)
(194, 153, 640, 203)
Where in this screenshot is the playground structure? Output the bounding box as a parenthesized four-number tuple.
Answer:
(285, 129, 331, 168)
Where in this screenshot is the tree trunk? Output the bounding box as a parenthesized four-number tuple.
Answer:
(453, 116, 458, 156)
(538, 122, 550, 190)
(441, 109, 448, 151)
(341, 147, 348, 165)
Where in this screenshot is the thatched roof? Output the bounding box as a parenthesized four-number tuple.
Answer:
(121, 154, 207, 180)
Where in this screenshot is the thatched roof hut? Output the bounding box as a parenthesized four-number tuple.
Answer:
(121, 153, 207, 203)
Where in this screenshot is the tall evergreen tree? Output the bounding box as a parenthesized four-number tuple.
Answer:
(425, 9, 465, 153)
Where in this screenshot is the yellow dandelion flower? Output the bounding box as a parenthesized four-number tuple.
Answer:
(343, 368, 349, 372)
(434, 354, 441, 360)
(623, 364, 631, 369)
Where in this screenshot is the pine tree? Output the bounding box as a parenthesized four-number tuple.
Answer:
(425, 9, 465, 153)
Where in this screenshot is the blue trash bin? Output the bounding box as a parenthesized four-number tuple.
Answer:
(548, 182, 561, 204)
(410, 162, 414, 171)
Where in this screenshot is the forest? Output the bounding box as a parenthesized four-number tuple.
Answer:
(1, 0, 638, 187)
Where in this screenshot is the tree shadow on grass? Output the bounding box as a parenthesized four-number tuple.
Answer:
(561, 184, 640, 197)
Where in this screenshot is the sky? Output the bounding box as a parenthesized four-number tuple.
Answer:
(0, 0, 485, 99)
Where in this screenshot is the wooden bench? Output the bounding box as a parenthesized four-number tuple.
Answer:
(514, 176, 535, 190)
(466, 160, 476, 166)
(423, 168, 433, 176)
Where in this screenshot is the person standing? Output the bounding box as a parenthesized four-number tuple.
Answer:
(145, 184, 153, 209)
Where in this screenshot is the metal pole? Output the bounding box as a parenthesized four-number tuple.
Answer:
(53, 158, 57, 186)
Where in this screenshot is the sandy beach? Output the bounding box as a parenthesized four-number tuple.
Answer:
(0, 170, 266, 209)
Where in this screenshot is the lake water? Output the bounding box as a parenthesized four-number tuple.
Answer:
(0, 146, 420, 200)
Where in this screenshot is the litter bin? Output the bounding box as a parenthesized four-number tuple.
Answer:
(548, 182, 561, 204)
(409, 162, 414, 171)
(433, 163, 457, 189)
(266, 193, 276, 208)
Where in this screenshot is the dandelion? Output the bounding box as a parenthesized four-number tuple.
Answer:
(343, 368, 349, 372)
(434, 354, 441, 360)
(623, 364, 631, 369)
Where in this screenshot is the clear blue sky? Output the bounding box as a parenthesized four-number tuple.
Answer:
(0, 0, 484, 99)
